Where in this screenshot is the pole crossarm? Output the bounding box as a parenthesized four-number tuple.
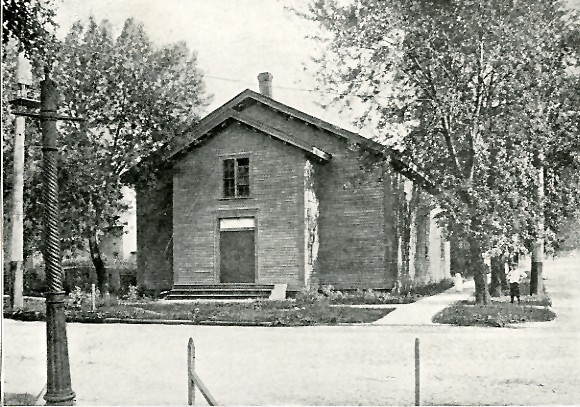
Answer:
(12, 110, 85, 122)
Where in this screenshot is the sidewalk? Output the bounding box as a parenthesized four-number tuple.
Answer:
(372, 279, 475, 325)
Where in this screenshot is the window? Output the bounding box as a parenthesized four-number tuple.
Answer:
(223, 157, 250, 198)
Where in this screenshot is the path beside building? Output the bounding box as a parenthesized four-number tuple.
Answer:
(372, 279, 475, 325)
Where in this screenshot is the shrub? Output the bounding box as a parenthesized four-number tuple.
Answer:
(295, 286, 326, 305)
(123, 285, 140, 302)
(410, 278, 454, 297)
(66, 286, 103, 310)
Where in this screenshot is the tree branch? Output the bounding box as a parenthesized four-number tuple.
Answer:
(440, 115, 463, 178)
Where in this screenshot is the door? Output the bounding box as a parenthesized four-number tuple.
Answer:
(220, 229, 255, 283)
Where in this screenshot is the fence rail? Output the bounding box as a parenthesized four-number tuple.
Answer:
(188, 338, 218, 406)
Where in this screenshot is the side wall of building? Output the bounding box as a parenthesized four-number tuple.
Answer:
(136, 174, 173, 293)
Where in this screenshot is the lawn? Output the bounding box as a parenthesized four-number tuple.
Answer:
(3, 296, 394, 326)
(433, 279, 555, 327)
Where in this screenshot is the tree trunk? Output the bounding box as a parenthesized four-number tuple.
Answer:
(500, 256, 510, 292)
(530, 152, 545, 295)
(468, 234, 490, 304)
(399, 184, 420, 294)
(88, 230, 108, 297)
(489, 256, 504, 297)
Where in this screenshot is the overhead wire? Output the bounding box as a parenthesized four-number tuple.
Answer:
(55, 41, 402, 102)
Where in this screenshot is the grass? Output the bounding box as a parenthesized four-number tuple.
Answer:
(433, 302, 556, 327)
(3, 393, 39, 406)
(433, 279, 555, 327)
(3, 297, 394, 326)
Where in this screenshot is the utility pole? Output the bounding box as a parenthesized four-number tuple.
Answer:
(530, 151, 545, 295)
(7, 53, 36, 309)
(41, 68, 76, 405)
(11, 64, 83, 406)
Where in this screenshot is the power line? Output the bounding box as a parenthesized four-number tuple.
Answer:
(55, 42, 402, 102)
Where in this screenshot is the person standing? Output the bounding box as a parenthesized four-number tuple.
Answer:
(506, 267, 528, 304)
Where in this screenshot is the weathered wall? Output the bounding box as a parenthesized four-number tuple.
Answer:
(172, 121, 306, 290)
(304, 159, 319, 288)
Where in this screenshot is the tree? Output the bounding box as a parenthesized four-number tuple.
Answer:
(297, 0, 580, 303)
(2, 0, 58, 61)
(3, 17, 211, 296)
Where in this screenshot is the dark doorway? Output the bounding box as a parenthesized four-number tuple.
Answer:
(220, 230, 255, 283)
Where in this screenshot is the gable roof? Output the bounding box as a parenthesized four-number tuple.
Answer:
(167, 106, 331, 162)
(125, 88, 435, 191)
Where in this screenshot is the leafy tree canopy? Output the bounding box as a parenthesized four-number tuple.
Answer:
(297, 0, 580, 302)
(3, 17, 211, 293)
(2, 0, 58, 61)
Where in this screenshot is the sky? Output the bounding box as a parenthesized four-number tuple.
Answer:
(52, 0, 348, 127)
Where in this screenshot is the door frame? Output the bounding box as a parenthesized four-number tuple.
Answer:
(214, 211, 259, 284)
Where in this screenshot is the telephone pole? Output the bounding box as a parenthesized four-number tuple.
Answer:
(11, 63, 83, 406)
(7, 53, 35, 309)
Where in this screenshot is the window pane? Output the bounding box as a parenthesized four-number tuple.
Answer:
(236, 158, 250, 196)
(224, 179, 235, 197)
(237, 165, 249, 177)
(237, 184, 250, 197)
(223, 159, 235, 178)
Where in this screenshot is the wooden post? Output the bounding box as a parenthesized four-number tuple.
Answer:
(7, 53, 33, 310)
(91, 284, 96, 311)
(415, 338, 420, 406)
(188, 338, 195, 406)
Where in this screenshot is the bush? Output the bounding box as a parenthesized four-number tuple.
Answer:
(295, 286, 327, 305)
(124, 285, 140, 301)
(410, 278, 454, 296)
(66, 286, 104, 310)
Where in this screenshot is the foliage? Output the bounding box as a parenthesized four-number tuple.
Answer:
(124, 285, 140, 302)
(2, 0, 58, 62)
(67, 285, 103, 309)
(2, 17, 211, 293)
(295, 285, 327, 305)
(2, 49, 44, 264)
(53, 17, 210, 253)
(433, 302, 556, 327)
(296, 0, 580, 303)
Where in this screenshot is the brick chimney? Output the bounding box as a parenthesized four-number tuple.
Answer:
(257, 72, 273, 98)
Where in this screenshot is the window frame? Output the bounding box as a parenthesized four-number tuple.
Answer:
(221, 155, 251, 199)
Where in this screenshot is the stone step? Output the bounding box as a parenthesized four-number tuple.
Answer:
(166, 283, 275, 300)
(165, 292, 271, 300)
(172, 283, 274, 290)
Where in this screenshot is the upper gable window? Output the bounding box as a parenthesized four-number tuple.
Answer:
(223, 157, 250, 198)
